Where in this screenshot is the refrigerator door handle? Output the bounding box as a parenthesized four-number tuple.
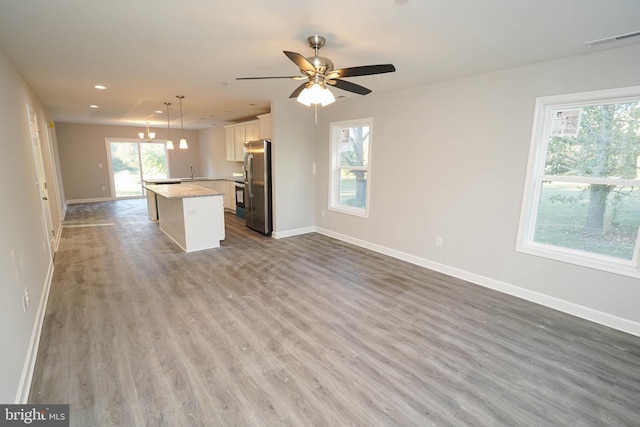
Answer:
(247, 154, 254, 198)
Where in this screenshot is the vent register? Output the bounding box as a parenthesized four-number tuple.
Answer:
(584, 30, 640, 48)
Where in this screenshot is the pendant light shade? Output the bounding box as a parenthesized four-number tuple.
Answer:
(164, 102, 174, 150)
(177, 95, 188, 149)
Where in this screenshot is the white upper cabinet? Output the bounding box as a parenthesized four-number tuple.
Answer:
(245, 120, 260, 141)
(258, 113, 272, 139)
(233, 125, 246, 162)
(225, 119, 263, 162)
(225, 127, 235, 161)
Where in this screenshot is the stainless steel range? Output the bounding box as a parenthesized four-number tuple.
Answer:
(234, 181, 245, 219)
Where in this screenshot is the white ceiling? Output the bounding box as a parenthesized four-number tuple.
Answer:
(0, 0, 639, 130)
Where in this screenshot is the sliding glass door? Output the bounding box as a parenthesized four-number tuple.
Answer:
(108, 140, 168, 198)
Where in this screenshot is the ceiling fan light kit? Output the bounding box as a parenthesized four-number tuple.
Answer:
(297, 82, 336, 107)
(236, 35, 395, 108)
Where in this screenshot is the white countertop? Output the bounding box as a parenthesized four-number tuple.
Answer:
(144, 183, 224, 199)
(144, 175, 243, 184)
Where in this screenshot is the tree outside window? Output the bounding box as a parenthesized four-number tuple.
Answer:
(518, 87, 640, 277)
(330, 118, 372, 217)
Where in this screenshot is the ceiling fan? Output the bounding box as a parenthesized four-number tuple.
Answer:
(236, 35, 396, 106)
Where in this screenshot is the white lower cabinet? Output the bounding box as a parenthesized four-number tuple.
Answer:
(225, 181, 236, 212)
(180, 180, 238, 212)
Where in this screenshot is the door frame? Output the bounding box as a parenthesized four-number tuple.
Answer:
(26, 104, 55, 258)
(105, 138, 171, 199)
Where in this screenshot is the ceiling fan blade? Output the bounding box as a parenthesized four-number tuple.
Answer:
(283, 51, 316, 74)
(289, 83, 308, 98)
(236, 76, 305, 80)
(327, 64, 396, 79)
(329, 79, 372, 95)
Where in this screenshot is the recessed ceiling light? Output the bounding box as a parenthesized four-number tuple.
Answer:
(90, 105, 99, 108)
(220, 82, 228, 86)
(94, 85, 107, 90)
(155, 110, 163, 114)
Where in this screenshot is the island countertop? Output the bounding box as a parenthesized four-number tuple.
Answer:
(143, 175, 244, 185)
(144, 183, 224, 199)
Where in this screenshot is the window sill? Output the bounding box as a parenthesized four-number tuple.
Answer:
(329, 205, 369, 218)
(516, 242, 640, 279)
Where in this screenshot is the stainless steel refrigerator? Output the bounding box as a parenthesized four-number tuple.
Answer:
(244, 139, 272, 235)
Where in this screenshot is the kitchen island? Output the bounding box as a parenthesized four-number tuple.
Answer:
(144, 183, 225, 252)
(144, 176, 243, 220)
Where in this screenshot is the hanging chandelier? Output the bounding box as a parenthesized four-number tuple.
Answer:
(138, 122, 156, 142)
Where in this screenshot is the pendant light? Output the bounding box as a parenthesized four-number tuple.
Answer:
(164, 102, 174, 150)
(138, 122, 156, 142)
(176, 95, 188, 149)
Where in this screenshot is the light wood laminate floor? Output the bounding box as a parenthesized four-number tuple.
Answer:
(30, 199, 640, 426)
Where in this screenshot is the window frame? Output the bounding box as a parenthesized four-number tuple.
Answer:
(516, 86, 640, 278)
(328, 117, 373, 218)
(105, 138, 170, 199)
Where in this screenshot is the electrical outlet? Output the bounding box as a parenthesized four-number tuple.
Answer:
(436, 236, 443, 247)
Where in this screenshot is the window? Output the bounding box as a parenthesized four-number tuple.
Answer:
(106, 139, 169, 198)
(517, 86, 640, 278)
(329, 118, 373, 217)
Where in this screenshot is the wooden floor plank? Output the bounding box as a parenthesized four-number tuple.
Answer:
(29, 199, 640, 426)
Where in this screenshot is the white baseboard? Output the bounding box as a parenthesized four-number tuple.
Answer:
(315, 227, 640, 338)
(54, 222, 63, 253)
(15, 259, 55, 403)
(272, 226, 315, 239)
(67, 197, 113, 204)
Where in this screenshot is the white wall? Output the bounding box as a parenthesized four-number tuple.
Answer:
(271, 100, 317, 236)
(314, 43, 640, 333)
(0, 48, 62, 402)
(197, 126, 243, 178)
(56, 123, 201, 201)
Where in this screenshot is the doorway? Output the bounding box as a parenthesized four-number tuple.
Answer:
(27, 104, 55, 257)
(106, 139, 169, 198)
